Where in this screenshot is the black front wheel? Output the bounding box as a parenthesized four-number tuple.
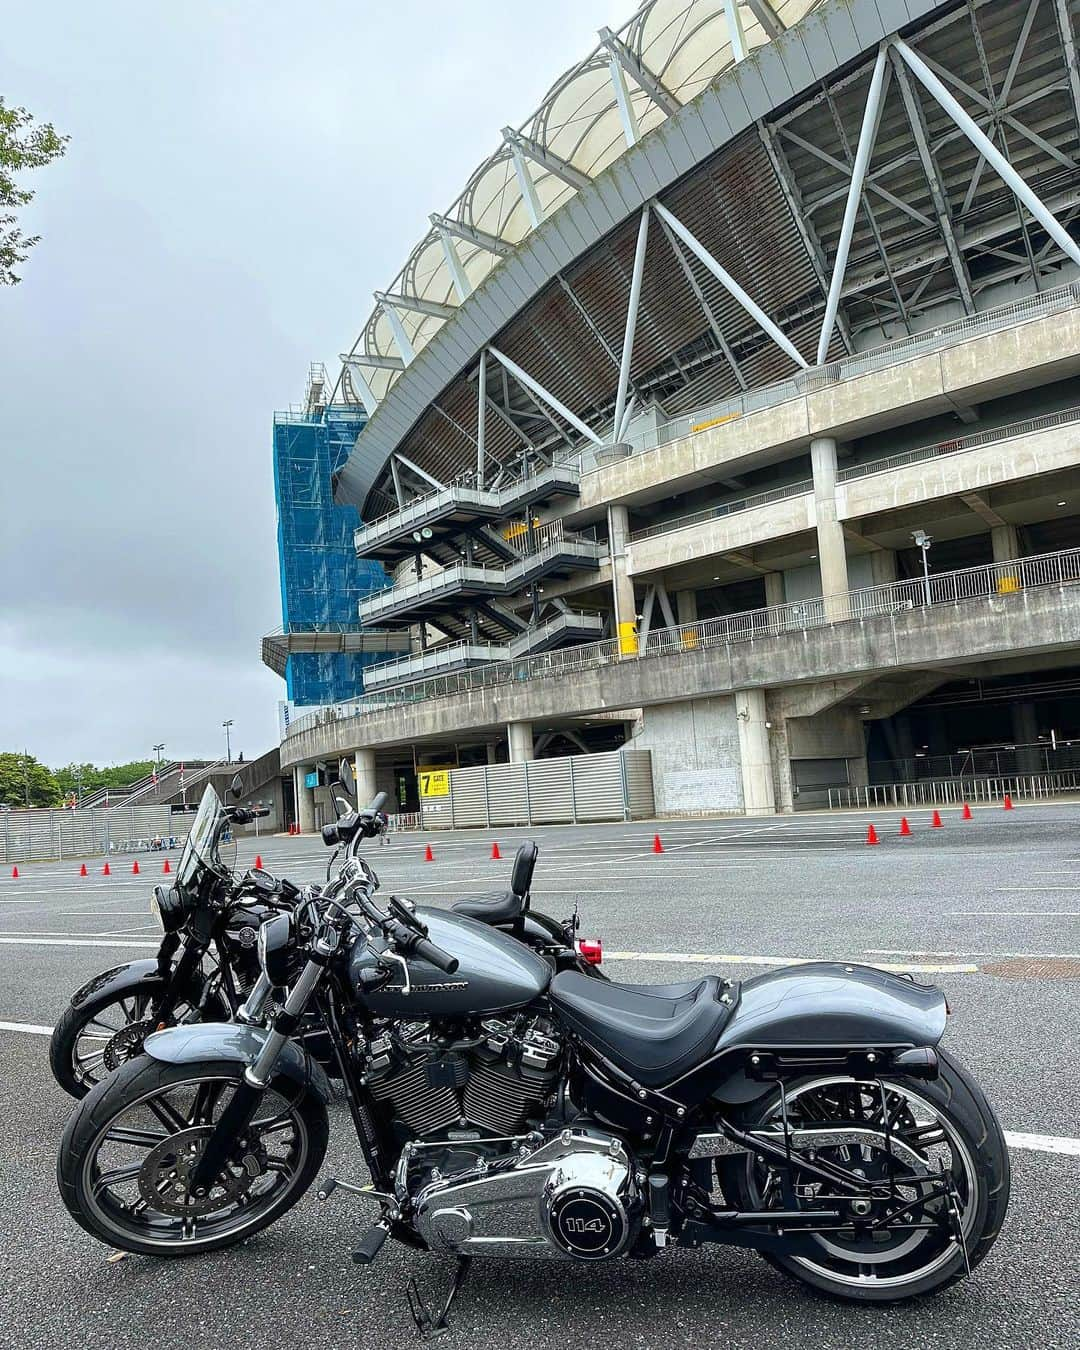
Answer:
(50, 983, 225, 1098)
(57, 1056, 328, 1255)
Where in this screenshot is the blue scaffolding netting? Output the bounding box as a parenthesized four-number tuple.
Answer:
(272, 405, 386, 706)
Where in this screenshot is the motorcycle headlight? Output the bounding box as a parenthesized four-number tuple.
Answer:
(256, 912, 293, 986)
(150, 885, 185, 934)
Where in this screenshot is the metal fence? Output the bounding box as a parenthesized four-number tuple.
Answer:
(419, 750, 655, 829)
(286, 544, 1080, 740)
(828, 771, 1080, 810)
(0, 804, 180, 864)
(605, 279, 1080, 462)
(870, 744, 1080, 783)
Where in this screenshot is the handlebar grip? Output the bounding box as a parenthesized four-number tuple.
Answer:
(412, 937, 459, 975)
(251, 806, 270, 818)
(368, 791, 388, 814)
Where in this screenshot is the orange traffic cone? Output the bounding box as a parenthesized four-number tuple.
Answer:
(79, 862, 88, 877)
(652, 834, 664, 854)
(132, 859, 140, 875)
(899, 817, 912, 837)
(10, 866, 18, 879)
(162, 857, 171, 874)
(102, 861, 111, 876)
(1003, 794, 1014, 810)
(490, 842, 501, 860)
(962, 802, 973, 820)
(424, 843, 434, 862)
(931, 810, 943, 829)
(866, 823, 879, 846)
(255, 854, 263, 870)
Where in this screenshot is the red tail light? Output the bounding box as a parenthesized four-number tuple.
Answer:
(576, 937, 603, 966)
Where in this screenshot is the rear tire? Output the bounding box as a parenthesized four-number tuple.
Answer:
(57, 1055, 328, 1255)
(732, 1050, 1009, 1302)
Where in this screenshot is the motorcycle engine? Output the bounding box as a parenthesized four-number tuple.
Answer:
(401, 1127, 640, 1261)
(362, 1013, 562, 1140)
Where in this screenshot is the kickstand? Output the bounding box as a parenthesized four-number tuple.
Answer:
(406, 1257, 471, 1340)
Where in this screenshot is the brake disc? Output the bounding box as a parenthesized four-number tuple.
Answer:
(102, 1019, 157, 1071)
(137, 1126, 267, 1216)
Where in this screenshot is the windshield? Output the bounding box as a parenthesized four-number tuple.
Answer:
(176, 785, 230, 889)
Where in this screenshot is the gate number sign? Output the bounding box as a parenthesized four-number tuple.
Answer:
(419, 769, 451, 798)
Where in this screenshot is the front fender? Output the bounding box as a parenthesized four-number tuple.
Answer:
(142, 1022, 333, 1104)
(71, 958, 167, 1008)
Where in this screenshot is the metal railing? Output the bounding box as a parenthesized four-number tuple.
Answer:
(629, 479, 814, 543)
(354, 463, 582, 550)
(285, 544, 1080, 740)
(828, 771, 1080, 810)
(838, 403, 1080, 482)
(601, 280, 1080, 465)
(627, 401, 1080, 546)
(359, 532, 604, 619)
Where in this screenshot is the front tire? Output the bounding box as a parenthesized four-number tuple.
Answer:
(50, 983, 225, 1098)
(731, 1050, 1009, 1301)
(57, 1056, 328, 1255)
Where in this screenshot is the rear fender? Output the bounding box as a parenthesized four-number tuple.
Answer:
(701, 962, 947, 1107)
(142, 1022, 333, 1104)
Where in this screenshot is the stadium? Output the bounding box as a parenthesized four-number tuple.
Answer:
(267, 0, 1080, 828)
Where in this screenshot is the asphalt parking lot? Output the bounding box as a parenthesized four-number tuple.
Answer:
(1, 803, 1078, 1349)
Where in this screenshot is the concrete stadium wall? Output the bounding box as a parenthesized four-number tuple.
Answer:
(631, 695, 743, 815)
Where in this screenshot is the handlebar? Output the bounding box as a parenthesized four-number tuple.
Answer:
(409, 936, 459, 975)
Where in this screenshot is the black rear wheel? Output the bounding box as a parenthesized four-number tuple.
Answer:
(730, 1050, 1009, 1301)
(57, 1056, 328, 1255)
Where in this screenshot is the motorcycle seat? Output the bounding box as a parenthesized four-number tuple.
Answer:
(451, 889, 524, 926)
(549, 971, 734, 1088)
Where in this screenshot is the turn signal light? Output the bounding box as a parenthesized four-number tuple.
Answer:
(576, 937, 603, 966)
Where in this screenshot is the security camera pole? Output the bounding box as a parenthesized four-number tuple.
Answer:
(912, 530, 933, 606)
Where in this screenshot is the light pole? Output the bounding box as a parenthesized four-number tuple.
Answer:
(912, 530, 933, 606)
(222, 720, 233, 764)
(153, 743, 165, 780)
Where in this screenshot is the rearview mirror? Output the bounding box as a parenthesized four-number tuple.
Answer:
(338, 758, 355, 792)
(229, 772, 244, 801)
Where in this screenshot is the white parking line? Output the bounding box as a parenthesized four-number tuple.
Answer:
(0, 936, 157, 950)
(0, 1020, 52, 1035)
(606, 951, 978, 973)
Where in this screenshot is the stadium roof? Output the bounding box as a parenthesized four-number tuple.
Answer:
(334, 0, 1080, 518)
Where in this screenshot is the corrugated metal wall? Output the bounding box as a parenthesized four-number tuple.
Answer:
(0, 805, 179, 863)
(420, 750, 654, 829)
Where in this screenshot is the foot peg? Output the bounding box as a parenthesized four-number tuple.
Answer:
(317, 1176, 338, 1201)
(353, 1221, 390, 1266)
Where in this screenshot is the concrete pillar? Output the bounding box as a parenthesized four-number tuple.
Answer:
(675, 588, 698, 626)
(870, 549, 898, 585)
(810, 436, 850, 619)
(507, 721, 534, 763)
(735, 688, 776, 816)
(486, 742, 499, 765)
(293, 766, 316, 834)
(992, 523, 1019, 562)
(354, 748, 377, 808)
(607, 503, 638, 653)
(1012, 701, 1041, 773)
(763, 571, 785, 608)
(765, 693, 794, 813)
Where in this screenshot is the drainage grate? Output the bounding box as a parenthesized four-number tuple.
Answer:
(980, 958, 1080, 979)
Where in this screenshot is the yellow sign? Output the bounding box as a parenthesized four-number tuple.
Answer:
(618, 620, 639, 655)
(997, 575, 1020, 595)
(690, 412, 741, 434)
(418, 768, 451, 798)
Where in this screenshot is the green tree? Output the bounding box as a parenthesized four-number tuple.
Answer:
(1, 96, 68, 285)
(54, 760, 156, 797)
(0, 752, 62, 808)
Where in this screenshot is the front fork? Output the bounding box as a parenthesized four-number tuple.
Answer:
(188, 930, 335, 1194)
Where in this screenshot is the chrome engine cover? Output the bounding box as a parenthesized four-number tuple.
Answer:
(409, 1128, 639, 1261)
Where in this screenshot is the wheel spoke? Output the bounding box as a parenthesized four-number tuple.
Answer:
(188, 1081, 225, 1126)
(145, 1096, 188, 1132)
(92, 1163, 143, 1196)
(103, 1126, 167, 1149)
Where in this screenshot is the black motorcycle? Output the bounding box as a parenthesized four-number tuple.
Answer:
(51, 770, 600, 1099)
(57, 799, 1008, 1330)
(49, 780, 294, 1097)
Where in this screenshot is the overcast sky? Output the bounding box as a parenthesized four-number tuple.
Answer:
(0, 0, 622, 768)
